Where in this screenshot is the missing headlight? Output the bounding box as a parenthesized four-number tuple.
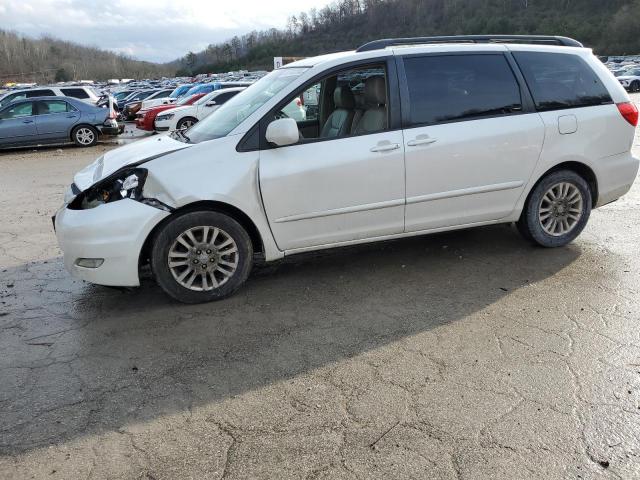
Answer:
(69, 168, 149, 210)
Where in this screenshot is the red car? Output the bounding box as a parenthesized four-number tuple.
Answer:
(135, 93, 206, 131)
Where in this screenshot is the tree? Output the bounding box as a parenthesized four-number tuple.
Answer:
(54, 67, 71, 82)
(185, 51, 197, 70)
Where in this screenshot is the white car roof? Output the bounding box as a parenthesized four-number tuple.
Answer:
(284, 42, 592, 69)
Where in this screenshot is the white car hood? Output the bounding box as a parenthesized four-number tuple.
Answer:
(73, 135, 190, 190)
(617, 76, 637, 81)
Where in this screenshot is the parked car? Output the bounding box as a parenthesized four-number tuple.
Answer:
(54, 35, 639, 303)
(153, 88, 244, 131)
(0, 96, 120, 149)
(135, 93, 206, 131)
(138, 88, 176, 111)
(112, 90, 136, 105)
(116, 89, 157, 111)
(0, 86, 100, 108)
(170, 84, 196, 100)
(616, 67, 640, 92)
(122, 90, 169, 120)
(181, 82, 252, 99)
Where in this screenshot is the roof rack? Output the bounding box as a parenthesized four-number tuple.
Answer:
(355, 35, 583, 52)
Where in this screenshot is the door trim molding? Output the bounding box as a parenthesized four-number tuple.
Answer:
(406, 181, 524, 205)
(274, 198, 405, 223)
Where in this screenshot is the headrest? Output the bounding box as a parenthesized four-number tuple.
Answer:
(333, 86, 355, 109)
(364, 77, 386, 106)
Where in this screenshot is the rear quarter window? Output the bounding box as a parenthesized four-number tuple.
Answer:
(402, 54, 523, 127)
(513, 52, 612, 111)
(61, 88, 90, 99)
(25, 89, 55, 98)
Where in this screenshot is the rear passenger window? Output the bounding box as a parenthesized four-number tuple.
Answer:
(37, 100, 73, 114)
(513, 52, 612, 111)
(62, 88, 90, 99)
(402, 54, 522, 127)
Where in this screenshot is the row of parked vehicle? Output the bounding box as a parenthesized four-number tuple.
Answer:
(132, 85, 248, 132)
(0, 71, 267, 149)
(604, 57, 640, 92)
(0, 85, 122, 148)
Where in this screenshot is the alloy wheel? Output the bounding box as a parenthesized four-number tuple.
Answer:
(167, 225, 239, 291)
(538, 182, 584, 236)
(75, 127, 95, 145)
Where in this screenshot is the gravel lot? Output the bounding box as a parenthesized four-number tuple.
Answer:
(1, 105, 640, 479)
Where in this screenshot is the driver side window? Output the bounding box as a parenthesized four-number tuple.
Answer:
(272, 63, 388, 143)
(0, 102, 33, 119)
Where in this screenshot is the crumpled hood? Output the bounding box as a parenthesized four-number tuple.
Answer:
(73, 135, 190, 190)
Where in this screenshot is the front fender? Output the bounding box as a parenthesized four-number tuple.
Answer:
(142, 136, 283, 261)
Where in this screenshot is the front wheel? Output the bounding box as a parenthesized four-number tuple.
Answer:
(177, 117, 198, 130)
(516, 170, 592, 248)
(151, 211, 253, 303)
(72, 125, 98, 147)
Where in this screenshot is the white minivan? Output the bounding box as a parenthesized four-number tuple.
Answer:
(54, 35, 639, 303)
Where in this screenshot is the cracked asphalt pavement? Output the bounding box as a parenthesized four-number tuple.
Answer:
(1, 105, 640, 479)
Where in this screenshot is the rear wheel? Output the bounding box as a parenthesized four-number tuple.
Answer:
(151, 211, 253, 303)
(516, 170, 591, 247)
(177, 117, 198, 130)
(72, 125, 98, 147)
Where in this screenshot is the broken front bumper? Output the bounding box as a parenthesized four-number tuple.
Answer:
(54, 198, 169, 287)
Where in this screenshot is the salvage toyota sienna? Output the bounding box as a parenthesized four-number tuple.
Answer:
(54, 35, 639, 303)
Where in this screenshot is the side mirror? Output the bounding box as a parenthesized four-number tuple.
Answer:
(265, 118, 299, 147)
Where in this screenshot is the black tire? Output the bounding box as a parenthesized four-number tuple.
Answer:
(71, 125, 98, 147)
(177, 117, 198, 130)
(151, 211, 253, 303)
(633, 81, 640, 93)
(516, 170, 592, 248)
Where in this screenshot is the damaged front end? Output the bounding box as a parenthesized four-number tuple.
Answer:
(68, 167, 173, 212)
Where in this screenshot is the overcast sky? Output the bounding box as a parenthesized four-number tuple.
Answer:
(0, 0, 332, 63)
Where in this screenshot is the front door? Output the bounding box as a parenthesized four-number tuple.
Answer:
(399, 52, 545, 232)
(259, 61, 406, 251)
(0, 101, 38, 147)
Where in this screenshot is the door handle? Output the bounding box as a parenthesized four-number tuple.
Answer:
(370, 142, 400, 153)
(22, 119, 34, 124)
(407, 137, 437, 147)
(66, 114, 78, 118)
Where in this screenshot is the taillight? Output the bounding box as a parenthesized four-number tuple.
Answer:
(617, 102, 638, 126)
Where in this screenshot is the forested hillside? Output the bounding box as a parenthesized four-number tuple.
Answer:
(177, 0, 640, 75)
(0, 30, 173, 83)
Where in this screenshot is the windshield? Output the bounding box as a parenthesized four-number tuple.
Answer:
(185, 67, 307, 144)
(184, 85, 202, 96)
(171, 85, 189, 98)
